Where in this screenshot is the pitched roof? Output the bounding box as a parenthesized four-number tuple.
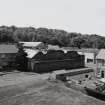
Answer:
(96, 49, 105, 59)
(19, 42, 43, 47)
(62, 47, 99, 53)
(48, 45, 61, 50)
(0, 44, 18, 53)
(24, 49, 39, 58)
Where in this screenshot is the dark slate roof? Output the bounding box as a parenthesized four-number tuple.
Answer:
(0, 44, 18, 53)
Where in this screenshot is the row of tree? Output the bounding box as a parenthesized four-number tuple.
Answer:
(0, 26, 105, 49)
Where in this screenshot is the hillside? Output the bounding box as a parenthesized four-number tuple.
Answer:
(0, 26, 105, 49)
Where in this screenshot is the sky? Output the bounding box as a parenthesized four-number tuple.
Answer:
(0, 0, 105, 36)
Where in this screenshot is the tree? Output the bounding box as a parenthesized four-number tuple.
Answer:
(71, 36, 85, 49)
(96, 83, 105, 94)
(15, 46, 28, 71)
(0, 25, 105, 48)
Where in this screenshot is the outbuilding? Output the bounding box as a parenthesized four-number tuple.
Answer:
(96, 49, 105, 78)
(0, 44, 18, 69)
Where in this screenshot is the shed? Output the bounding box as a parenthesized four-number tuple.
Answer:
(96, 49, 105, 78)
(61, 48, 99, 64)
(78, 48, 99, 64)
(0, 44, 18, 69)
(27, 50, 85, 73)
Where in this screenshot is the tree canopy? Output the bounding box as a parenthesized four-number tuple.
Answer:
(0, 26, 105, 49)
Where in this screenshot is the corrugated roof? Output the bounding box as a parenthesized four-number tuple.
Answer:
(0, 45, 18, 53)
(96, 49, 105, 59)
(19, 42, 42, 47)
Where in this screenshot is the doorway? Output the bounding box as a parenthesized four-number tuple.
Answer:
(101, 70, 104, 78)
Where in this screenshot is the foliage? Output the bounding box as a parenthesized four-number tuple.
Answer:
(71, 36, 85, 49)
(0, 26, 105, 49)
(95, 83, 105, 94)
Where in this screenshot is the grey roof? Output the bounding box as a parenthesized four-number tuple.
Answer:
(24, 49, 39, 58)
(62, 47, 99, 53)
(19, 42, 43, 47)
(0, 44, 18, 53)
(48, 45, 61, 50)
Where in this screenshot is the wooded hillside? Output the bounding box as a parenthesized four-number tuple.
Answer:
(0, 26, 105, 49)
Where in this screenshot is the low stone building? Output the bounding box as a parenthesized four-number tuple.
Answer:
(18, 42, 48, 71)
(62, 47, 99, 64)
(27, 50, 85, 73)
(0, 44, 18, 69)
(19, 43, 85, 72)
(75, 49, 99, 64)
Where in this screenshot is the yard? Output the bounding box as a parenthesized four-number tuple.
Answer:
(0, 71, 105, 105)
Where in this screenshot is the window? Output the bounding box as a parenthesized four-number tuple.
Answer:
(87, 59, 93, 63)
(101, 71, 104, 78)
